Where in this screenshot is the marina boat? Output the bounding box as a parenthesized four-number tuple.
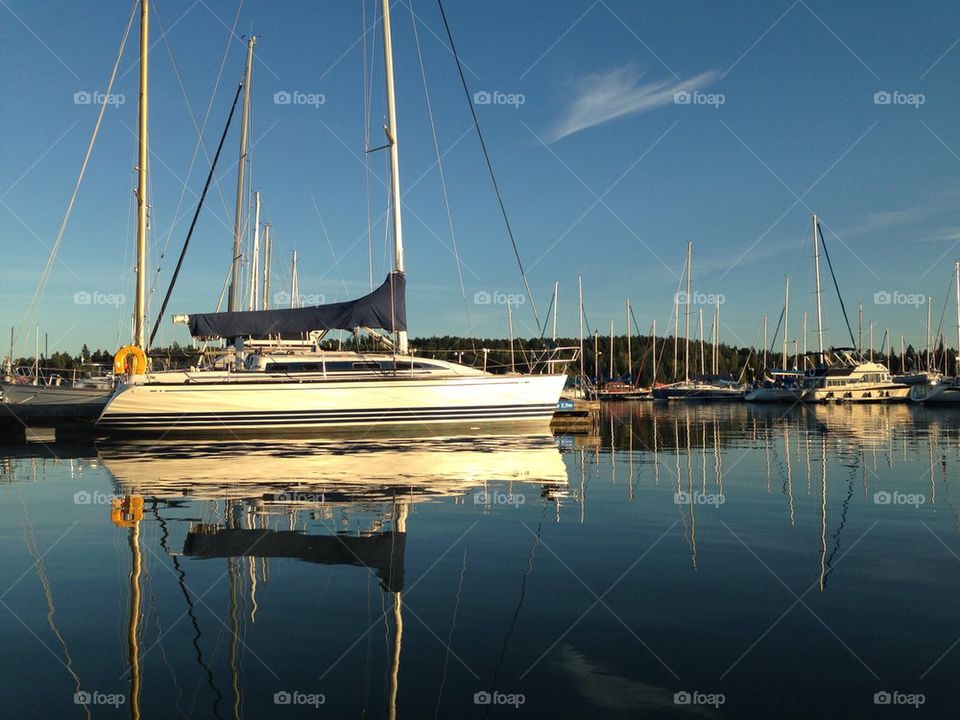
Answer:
(745, 369, 804, 403)
(1, 365, 113, 407)
(911, 262, 960, 404)
(892, 370, 941, 386)
(653, 376, 745, 401)
(95, 0, 571, 436)
(801, 350, 909, 403)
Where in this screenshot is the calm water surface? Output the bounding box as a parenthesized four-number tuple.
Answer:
(1, 403, 958, 718)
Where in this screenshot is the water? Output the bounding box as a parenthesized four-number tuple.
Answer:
(0, 403, 957, 718)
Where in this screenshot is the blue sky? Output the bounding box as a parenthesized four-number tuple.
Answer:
(2, 0, 960, 356)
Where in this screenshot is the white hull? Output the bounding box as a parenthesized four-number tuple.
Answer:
(910, 381, 960, 404)
(97, 373, 566, 434)
(745, 387, 803, 403)
(801, 383, 910, 403)
(1, 382, 111, 406)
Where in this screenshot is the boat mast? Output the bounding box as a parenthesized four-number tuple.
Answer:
(713, 301, 719, 375)
(609, 319, 614, 379)
(230, 36, 256, 313)
(762, 314, 767, 371)
(684, 241, 692, 382)
(802, 311, 808, 369)
(673, 292, 679, 381)
(290, 251, 299, 309)
(956, 261, 960, 376)
(262, 224, 272, 310)
(552, 281, 559, 341)
(626, 300, 632, 383)
(652, 319, 657, 385)
(927, 296, 932, 372)
(782, 275, 790, 369)
(578, 276, 585, 383)
(381, 0, 407, 354)
(698, 308, 704, 375)
(812, 214, 824, 365)
(249, 191, 261, 310)
(134, 0, 149, 349)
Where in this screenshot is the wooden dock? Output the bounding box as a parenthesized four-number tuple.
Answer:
(0, 401, 103, 444)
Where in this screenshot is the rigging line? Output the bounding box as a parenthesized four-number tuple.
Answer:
(149, 81, 243, 348)
(408, 0, 475, 345)
(16, 487, 91, 720)
(435, 0, 542, 334)
(308, 188, 350, 298)
(15, 0, 138, 355)
(816, 221, 857, 349)
(433, 546, 468, 720)
(147, 0, 242, 303)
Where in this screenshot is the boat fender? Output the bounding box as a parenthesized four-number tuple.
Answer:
(113, 345, 147, 375)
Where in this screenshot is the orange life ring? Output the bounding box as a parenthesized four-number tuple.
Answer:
(111, 495, 144, 528)
(113, 345, 147, 375)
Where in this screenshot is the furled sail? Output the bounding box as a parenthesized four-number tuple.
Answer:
(187, 272, 406, 338)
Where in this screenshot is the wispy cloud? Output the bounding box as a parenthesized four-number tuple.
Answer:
(547, 64, 718, 142)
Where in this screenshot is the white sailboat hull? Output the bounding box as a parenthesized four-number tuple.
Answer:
(97, 373, 567, 434)
(910, 381, 960, 404)
(744, 387, 803, 403)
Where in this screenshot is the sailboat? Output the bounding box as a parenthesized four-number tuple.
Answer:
(746, 276, 804, 403)
(911, 261, 960, 404)
(799, 214, 909, 403)
(96, 1, 570, 435)
(652, 243, 745, 401)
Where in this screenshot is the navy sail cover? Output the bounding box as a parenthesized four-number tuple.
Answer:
(187, 272, 406, 338)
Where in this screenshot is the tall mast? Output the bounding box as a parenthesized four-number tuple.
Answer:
(262, 224, 272, 310)
(927, 296, 932, 371)
(812, 214, 824, 365)
(290, 251, 299, 309)
(229, 36, 256, 313)
(858, 302, 863, 354)
(698, 308, 705, 375)
(626, 300, 632, 383)
(782, 275, 790, 369)
(802, 311, 808, 369)
(134, 0, 149, 349)
(652, 319, 657, 385)
(578, 276, 584, 382)
(672, 293, 679, 380)
(552, 281, 559, 341)
(762, 314, 767, 371)
(684, 241, 692, 382)
(609, 319, 614, 379)
(381, 0, 407, 354)
(955, 261, 960, 376)
(713, 301, 719, 375)
(249, 191, 261, 310)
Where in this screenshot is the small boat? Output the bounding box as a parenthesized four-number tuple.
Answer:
(911, 262, 960, 404)
(1, 366, 113, 407)
(800, 350, 909, 403)
(745, 369, 804, 403)
(653, 375, 746, 401)
(892, 370, 941, 386)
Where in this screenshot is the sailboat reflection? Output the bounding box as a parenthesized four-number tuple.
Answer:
(98, 432, 568, 719)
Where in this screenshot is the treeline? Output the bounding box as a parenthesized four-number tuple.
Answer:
(8, 336, 955, 382)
